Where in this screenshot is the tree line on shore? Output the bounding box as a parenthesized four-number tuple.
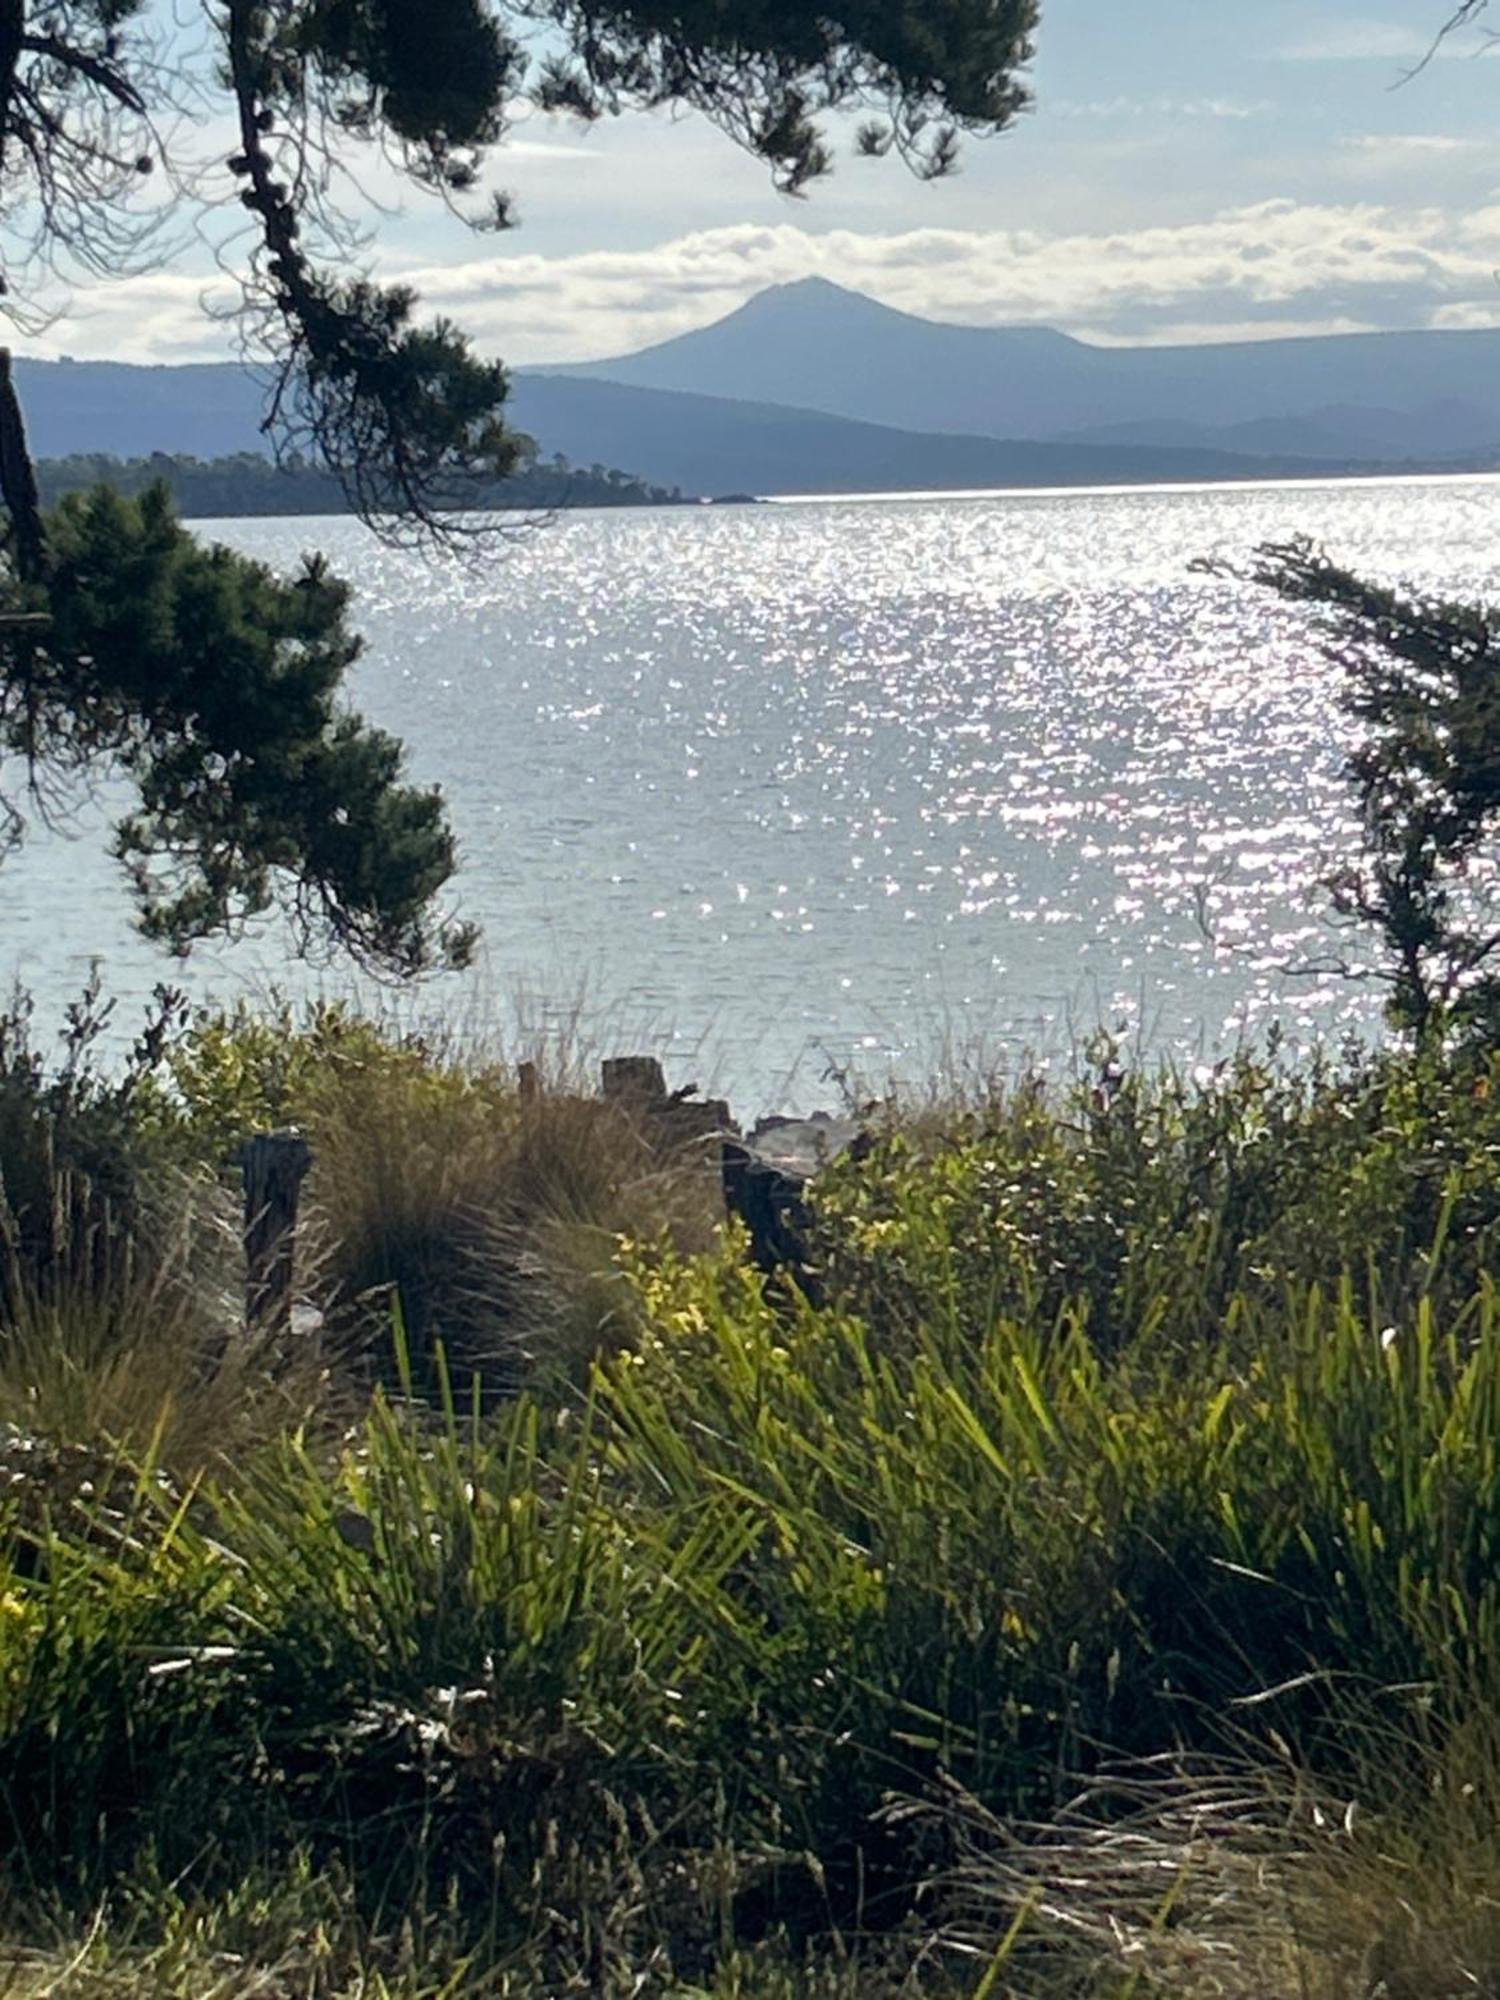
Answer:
(32, 448, 691, 518)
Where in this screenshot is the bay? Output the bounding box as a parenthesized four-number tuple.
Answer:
(8, 473, 1500, 1110)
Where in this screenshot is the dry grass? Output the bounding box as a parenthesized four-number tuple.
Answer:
(302, 1057, 726, 1397)
(0, 1166, 333, 1488)
(925, 1759, 1317, 1998)
(0, 1933, 945, 2000)
(923, 1723, 1500, 2000)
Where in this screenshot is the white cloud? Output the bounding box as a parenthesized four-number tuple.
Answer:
(37, 269, 242, 360)
(1277, 23, 1444, 62)
(25, 197, 1500, 364)
(1080, 313, 1385, 348)
(1430, 298, 1500, 329)
(1341, 134, 1484, 156)
(1278, 14, 1500, 64)
(1052, 96, 1273, 123)
(493, 138, 594, 163)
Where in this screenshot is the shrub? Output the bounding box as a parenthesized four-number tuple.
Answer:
(810, 1040, 1500, 1357)
(136, 998, 726, 1398)
(132, 994, 417, 1174)
(302, 1062, 721, 1398)
(0, 976, 180, 1308)
(597, 1219, 1500, 1914)
(0, 981, 332, 1484)
(0, 1359, 777, 1979)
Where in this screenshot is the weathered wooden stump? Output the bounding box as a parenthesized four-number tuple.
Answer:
(240, 1129, 313, 1335)
(601, 1056, 737, 1157)
(601, 1056, 668, 1106)
(597, 1059, 866, 1292)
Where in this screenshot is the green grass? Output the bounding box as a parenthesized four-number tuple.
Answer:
(6, 1002, 1500, 1991)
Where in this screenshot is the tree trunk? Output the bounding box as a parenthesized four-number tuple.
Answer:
(0, 350, 46, 584)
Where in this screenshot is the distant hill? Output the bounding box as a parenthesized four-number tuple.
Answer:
(0, 354, 1364, 505)
(505, 374, 1351, 496)
(13, 356, 264, 459)
(1060, 400, 1500, 464)
(548, 277, 1500, 462)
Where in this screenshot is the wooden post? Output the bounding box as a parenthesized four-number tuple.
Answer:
(240, 1129, 312, 1335)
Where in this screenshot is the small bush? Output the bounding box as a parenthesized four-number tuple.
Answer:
(811, 1039, 1500, 1357)
(0, 981, 332, 1485)
(304, 1060, 723, 1398)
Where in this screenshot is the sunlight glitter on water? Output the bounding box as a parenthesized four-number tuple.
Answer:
(7, 476, 1500, 1108)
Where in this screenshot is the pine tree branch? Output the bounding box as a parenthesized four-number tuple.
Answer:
(18, 35, 145, 115)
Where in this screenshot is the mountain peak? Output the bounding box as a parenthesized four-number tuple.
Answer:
(732, 276, 912, 320)
(710, 277, 1081, 347)
(539, 281, 1500, 458)
(761, 275, 849, 298)
(759, 275, 874, 301)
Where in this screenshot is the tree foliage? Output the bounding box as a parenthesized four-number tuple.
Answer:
(4, 484, 474, 971)
(1245, 539, 1500, 1042)
(0, 0, 1037, 974)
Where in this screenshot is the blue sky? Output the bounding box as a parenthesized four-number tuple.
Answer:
(38, 1, 1500, 363)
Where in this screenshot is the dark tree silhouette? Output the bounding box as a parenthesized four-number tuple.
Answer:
(1230, 540, 1500, 1043)
(0, 0, 1039, 974)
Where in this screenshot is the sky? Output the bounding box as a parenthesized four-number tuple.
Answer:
(30, 0, 1500, 365)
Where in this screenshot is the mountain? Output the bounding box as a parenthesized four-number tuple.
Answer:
(12, 357, 264, 459)
(13, 290, 1500, 496)
(1060, 400, 1500, 464)
(548, 277, 1500, 459)
(0, 354, 1359, 502)
(505, 375, 1347, 496)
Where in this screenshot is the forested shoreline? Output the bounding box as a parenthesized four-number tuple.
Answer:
(33, 449, 694, 518)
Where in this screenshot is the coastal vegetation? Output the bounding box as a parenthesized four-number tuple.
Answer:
(4, 979, 1500, 1993)
(1244, 542, 1500, 1046)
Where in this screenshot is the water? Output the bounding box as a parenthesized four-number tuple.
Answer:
(9, 474, 1500, 1110)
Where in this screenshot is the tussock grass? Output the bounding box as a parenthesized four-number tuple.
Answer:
(0, 1170, 332, 1485)
(924, 1759, 1318, 1999)
(132, 994, 726, 1397)
(303, 1055, 725, 1397)
(923, 1717, 1500, 1998)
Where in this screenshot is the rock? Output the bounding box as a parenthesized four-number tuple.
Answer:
(722, 1114, 866, 1291)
